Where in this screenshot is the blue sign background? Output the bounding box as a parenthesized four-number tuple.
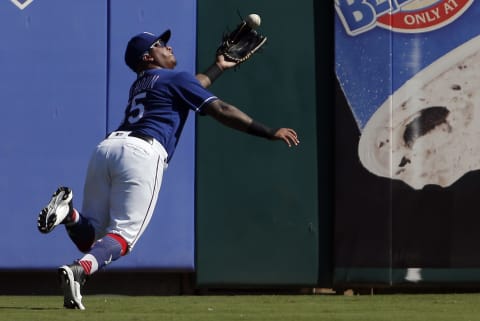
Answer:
(335, 2, 480, 129)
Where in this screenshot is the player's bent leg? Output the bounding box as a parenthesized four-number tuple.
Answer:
(57, 234, 127, 310)
(77, 233, 128, 274)
(57, 233, 127, 309)
(58, 263, 88, 310)
(37, 187, 74, 234)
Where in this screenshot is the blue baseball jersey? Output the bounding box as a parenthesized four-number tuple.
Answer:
(117, 69, 217, 162)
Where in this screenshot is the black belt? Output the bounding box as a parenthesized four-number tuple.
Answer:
(128, 132, 155, 145)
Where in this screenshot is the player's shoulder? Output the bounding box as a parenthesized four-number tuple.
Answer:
(149, 69, 193, 80)
(145, 69, 188, 82)
(147, 69, 200, 89)
(172, 70, 196, 81)
(169, 70, 201, 88)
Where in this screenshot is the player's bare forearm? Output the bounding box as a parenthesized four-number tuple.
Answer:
(195, 73, 212, 88)
(203, 100, 300, 147)
(196, 56, 238, 88)
(203, 99, 252, 131)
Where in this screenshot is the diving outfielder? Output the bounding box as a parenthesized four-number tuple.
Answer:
(37, 29, 299, 310)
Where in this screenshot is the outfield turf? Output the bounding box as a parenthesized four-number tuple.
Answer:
(1, 293, 480, 321)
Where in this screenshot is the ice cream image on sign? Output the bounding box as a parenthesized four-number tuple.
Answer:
(358, 35, 480, 189)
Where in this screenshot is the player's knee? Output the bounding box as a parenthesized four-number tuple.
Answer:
(107, 233, 129, 256)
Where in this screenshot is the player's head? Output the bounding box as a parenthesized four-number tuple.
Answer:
(124, 30, 176, 73)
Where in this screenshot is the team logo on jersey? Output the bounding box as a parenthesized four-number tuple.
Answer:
(335, 0, 473, 36)
(10, 0, 34, 10)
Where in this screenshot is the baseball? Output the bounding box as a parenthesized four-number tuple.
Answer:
(246, 14, 261, 29)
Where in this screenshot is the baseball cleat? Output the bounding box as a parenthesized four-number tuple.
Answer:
(37, 186, 73, 234)
(58, 264, 87, 310)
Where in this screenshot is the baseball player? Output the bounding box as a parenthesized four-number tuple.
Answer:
(37, 29, 299, 310)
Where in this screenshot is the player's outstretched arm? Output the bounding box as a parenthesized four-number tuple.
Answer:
(202, 99, 299, 147)
(196, 55, 238, 88)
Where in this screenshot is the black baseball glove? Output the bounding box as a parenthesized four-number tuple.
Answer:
(216, 17, 267, 64)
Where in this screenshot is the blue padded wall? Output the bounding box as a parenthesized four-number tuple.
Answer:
(0, 0, 196, 270)
(0, 0, 107, 268)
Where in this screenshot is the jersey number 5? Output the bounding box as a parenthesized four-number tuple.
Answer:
(126, 92, 147, 124)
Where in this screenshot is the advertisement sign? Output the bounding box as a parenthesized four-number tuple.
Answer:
(334, 0, 480, 285)
(335, 0, 480, 189)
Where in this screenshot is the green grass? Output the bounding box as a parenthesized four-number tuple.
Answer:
(1, 294, 480, 321)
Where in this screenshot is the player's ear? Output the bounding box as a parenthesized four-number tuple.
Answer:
(141, 53, 154, 63)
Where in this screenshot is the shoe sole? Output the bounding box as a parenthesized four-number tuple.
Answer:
(58, 265, 85, 310)
(37, 187, 72, 234)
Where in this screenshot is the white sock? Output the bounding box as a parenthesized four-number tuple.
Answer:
(78, 254, 99, 275)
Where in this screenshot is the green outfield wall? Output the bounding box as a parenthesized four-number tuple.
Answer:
(195, 0, 331, 287)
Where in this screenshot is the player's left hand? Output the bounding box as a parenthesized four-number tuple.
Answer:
(272, 128, 300, 147)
